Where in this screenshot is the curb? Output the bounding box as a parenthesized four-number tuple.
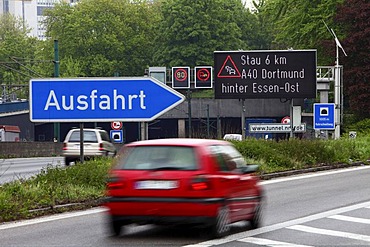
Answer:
(260, 162, 368, 180)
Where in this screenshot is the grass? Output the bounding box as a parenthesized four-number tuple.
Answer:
(0, 157, 111, 222)
(1, 136, 370, 223)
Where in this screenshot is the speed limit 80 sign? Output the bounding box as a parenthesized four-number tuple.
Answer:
(172, 67, 190, 89)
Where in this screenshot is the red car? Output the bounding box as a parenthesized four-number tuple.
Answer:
(103, 138, 264, 238)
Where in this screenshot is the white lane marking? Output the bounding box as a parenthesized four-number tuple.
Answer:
(239, 237, 313, 247)
(287, 225, 370, 242)
(261, 165, 370, 185)
(183, 201, 370, 247)
(328, 215, 370, 224)
(0, 207, 106, 230)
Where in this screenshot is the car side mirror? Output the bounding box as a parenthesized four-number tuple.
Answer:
(242, 164, 259, 174)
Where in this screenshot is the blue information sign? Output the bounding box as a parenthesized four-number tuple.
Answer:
(314, 103, 335, 130)
(29, 77, 185, 122)
(110, 130, 123, 143)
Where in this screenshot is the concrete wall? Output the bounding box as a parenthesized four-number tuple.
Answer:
(0, 142, 124, 158)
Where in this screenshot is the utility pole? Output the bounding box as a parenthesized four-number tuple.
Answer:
(187, 90, 192, 138)
(53, 40, 60, 142)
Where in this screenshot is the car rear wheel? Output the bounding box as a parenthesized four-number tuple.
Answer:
(64, 157, 73, 166)
(210, 205, 230, 238)
(110, 217, 123, 236)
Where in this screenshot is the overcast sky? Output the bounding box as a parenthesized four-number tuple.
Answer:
(242, 0, 256, 10)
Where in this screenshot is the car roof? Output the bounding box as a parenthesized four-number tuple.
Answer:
(125, 138, 231, 147)
(69, 128, 104, 132)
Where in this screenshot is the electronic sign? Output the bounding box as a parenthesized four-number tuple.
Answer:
(214, 50, 317, 99)
(195, 66, 213, 88)
(172, 67, 190, 89)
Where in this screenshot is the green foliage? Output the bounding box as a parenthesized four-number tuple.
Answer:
(258, 0, 344, 65)
(44, 0, 160, 77)
(233, 136, 370, 173)
(0, 157, 111, 222)
(0, 13, 39, 95)
(347, 118, 370, 135)
(153, 0, 261, 67)
(336, 0, 370, 119)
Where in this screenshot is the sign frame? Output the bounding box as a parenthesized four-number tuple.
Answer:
(214, 50, 317, 99)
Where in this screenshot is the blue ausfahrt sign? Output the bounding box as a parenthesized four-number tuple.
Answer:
(29, 77, 185, 122)
(314, 103, 335, 130)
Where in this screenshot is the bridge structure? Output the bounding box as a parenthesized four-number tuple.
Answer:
(0, 66, 342, 141)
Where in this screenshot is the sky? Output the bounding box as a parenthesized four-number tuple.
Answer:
(242, 0, 257, 10)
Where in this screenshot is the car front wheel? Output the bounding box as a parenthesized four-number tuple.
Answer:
(250, 198, 264, 229)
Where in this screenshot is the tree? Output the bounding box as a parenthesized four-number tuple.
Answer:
(259, 0, 344, 65)
(152, 0, 262, 67)
(43, 0, 159, 77)
(336, 0, 370, 119)
(0, 14, 39, 99)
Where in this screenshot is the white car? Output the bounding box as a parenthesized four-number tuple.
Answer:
(223, 134, 243, 141)
(62, 128, 116, 166)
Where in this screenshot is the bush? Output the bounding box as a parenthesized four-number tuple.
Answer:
(233, 136, 370, 173)
(0, 157, 112, 222)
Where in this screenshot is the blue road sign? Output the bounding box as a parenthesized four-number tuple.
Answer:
(314, 103, 335, 130)
(29, 77, 185, 122)
(110, 130, 123, 143)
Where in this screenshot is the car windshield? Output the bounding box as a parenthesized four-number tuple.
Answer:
(116, 146, 198, 170)
(68, 130, 98, 143)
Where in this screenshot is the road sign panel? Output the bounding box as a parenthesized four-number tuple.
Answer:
(314, 103, 335, 130)
(172, 67, 190, 89)
(249, 123, 306, 133)
(195, 66, 213, 88)
(214, 50, 317, 99)
(149, 67, 166, 84)
(110, 130, 123, 143)
(111, 121, 122, 130)
(29, 77, 185, 122)
(281, 116, 290, 124)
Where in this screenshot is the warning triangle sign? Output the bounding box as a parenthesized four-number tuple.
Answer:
(217, 55, 241, 78)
